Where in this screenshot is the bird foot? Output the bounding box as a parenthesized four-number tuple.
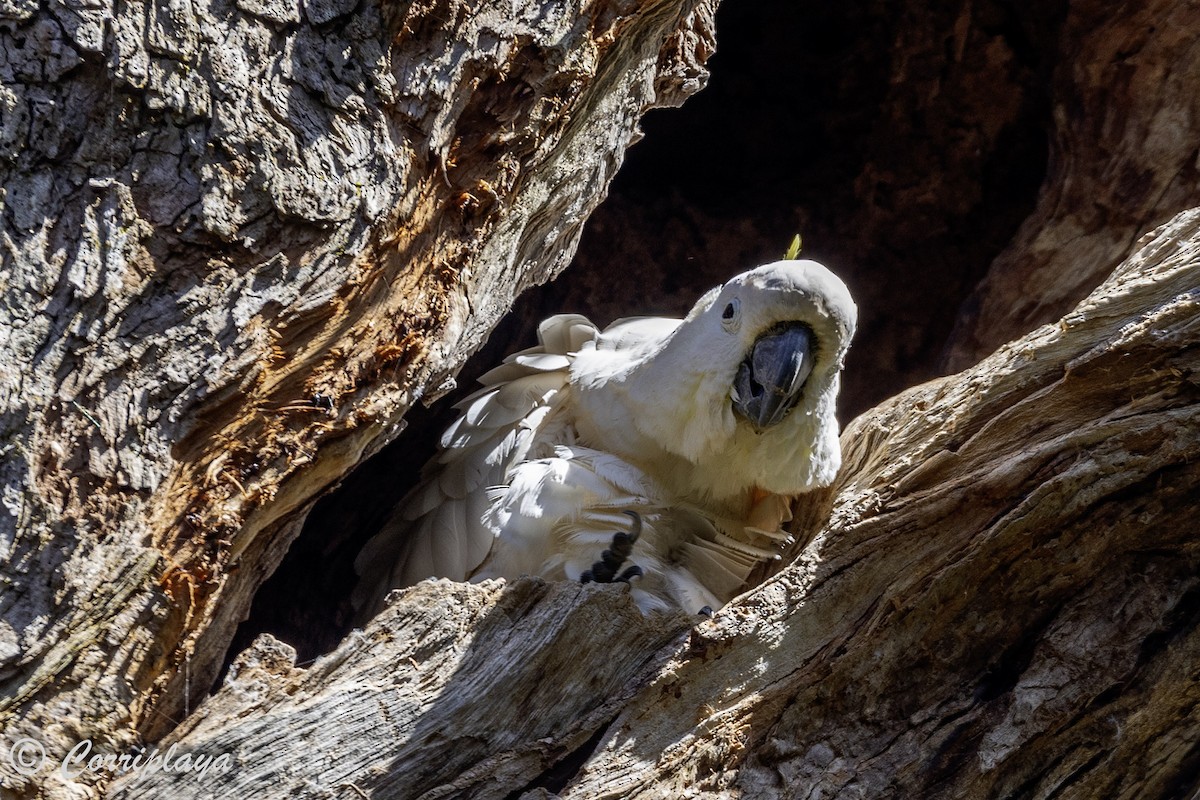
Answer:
(580, 511, 644, 584)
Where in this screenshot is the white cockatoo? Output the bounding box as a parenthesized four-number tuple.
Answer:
(353, 260, 857, 616)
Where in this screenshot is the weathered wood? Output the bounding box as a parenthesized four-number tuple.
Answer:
(110, 210, 1200, 798)
(6, 0, 1200, 797)
(944, 0, 1200, 370)
(0, 0, 715, 796)
(112, 580, 694, 800)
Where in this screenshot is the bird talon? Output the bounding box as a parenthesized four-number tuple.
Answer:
(616, 565, 643, 583)
(697, 605, 714, 617)
(579, 512, 644, 585)
(621, 510, 642, 543)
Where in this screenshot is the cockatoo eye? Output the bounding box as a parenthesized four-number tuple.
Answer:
(721, 298, 741, 331)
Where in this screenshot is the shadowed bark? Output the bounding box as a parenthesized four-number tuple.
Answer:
(0, 0, 715, 796)
(3, 0, 1199, 798)
(944, 0, 1200, 370)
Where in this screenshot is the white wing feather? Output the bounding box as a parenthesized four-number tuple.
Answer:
(351, 314, 596, 617)
(476, 444, 778, 613)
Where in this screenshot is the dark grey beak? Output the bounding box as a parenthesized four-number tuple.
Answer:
(733, 323, 814, 430)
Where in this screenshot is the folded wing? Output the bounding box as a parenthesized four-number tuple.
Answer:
(351, 314, 598, 618)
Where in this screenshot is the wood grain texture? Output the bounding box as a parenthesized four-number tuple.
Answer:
(5, 1, 1199, 797)
(944, 0, 1200, 370)
(0, 0, 716, 796)
(111, 579, 694, 800)
(109, 210, 1200, 798)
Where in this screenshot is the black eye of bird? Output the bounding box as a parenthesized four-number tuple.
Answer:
(722, 302, 736, 320)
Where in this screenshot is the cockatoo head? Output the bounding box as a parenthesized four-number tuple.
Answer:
(710, 260, 856, 432)
(622, 259, 857, 499)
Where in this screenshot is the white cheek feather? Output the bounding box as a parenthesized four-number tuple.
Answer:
(655, 365, 844, 503)
(636, 369, 735, 465)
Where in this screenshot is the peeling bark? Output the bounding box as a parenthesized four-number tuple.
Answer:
(4, 0, 1200, 798)
(0, 0, 715, 796)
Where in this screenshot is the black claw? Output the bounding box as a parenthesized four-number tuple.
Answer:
(697, 605, 714, 617)
(616, 565, 643, 583)
(590, 558, 617, 582)
(621, 510, 642, 544)
(579, 512, 644, 586)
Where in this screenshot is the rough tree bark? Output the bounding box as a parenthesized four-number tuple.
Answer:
(0, 0, 716, 797)
(2, 1, 1198, 799)
(107, 208, 1200, 799)
(944, 0, 1200, 370)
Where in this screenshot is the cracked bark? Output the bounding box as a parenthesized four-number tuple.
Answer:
(0, 0, 715, 797)
(3, 0, 1200, 799)
(943, 0, 1200, 371)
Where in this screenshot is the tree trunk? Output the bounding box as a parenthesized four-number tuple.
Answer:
(0, 0, 715, 797)
(3, 0, 1199, 799)
(943, 0, 1200, 371)
(107, 209, 1200, 799)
